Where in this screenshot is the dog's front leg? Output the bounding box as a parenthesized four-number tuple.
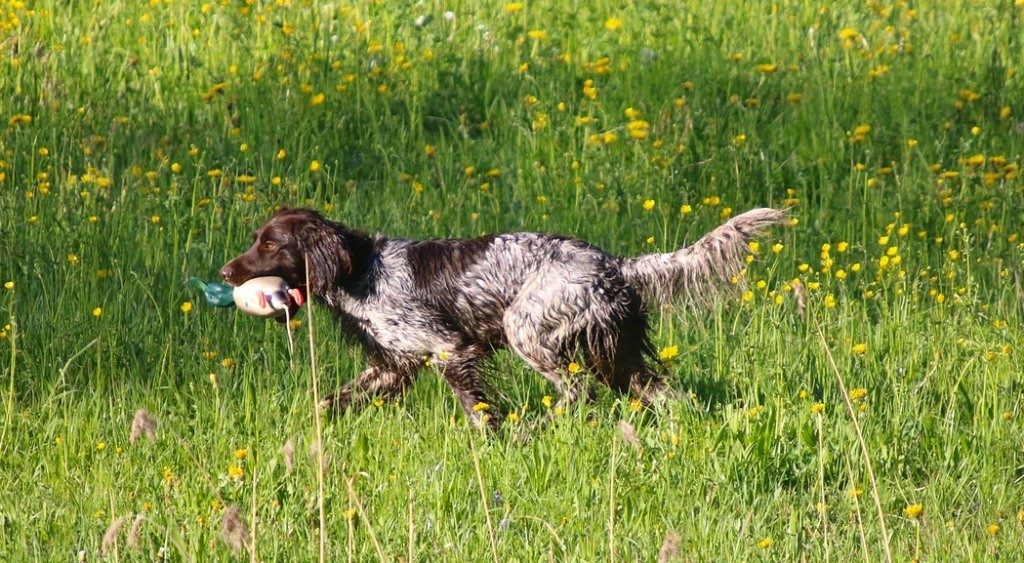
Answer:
(434, 346, 501, 430)
(320, 364, 416, 412)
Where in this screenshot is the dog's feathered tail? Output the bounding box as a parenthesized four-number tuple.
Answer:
(621, 208, 786, 305)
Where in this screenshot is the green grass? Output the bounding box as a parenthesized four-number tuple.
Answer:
(2, 0, 1024, 560)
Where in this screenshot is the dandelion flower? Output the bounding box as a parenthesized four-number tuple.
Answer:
(659, 345, 679, 361)
(757, 537, 772, 549)
(604, 17, 623, 31)
(642, 199, 656, 211)
(567, 362, 582, 374)
(852, 343, 867, 356)
(92, 307, 103, 318)
(3, 281, 13, 290)
(850, 387, 867, 400)
(180, 301, 193, 313)
(309, 160, 322, 173)
(903, 503, 923, 519)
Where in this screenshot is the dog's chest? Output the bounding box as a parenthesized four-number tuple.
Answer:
(335, 297, 454, 358)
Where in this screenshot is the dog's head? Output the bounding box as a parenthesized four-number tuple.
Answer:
(219, 208, 368, 296)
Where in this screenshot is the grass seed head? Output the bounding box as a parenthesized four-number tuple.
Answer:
(129, 408, 157, 444)
(220, 505, 250, 554)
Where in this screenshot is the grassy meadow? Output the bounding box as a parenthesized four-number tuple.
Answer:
(3, 0, 1024, 559)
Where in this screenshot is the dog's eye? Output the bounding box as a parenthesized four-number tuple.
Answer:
(261, 241, 278, 251)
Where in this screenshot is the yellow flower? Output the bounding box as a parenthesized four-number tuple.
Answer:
(850, 387, 867, 400)
(680, 204, 693, 215)
(309, 160, 322, 173)
(987, 522, 999, 536)
(527, 29, 547, 40)
(506, 412, 520, 423)
(741, 290, 754, 303)
(604, 17, 623, 31)
(221, 357, 236, 369)
(3, 281, 13, 290)
(627, 119, 649, 140)
(756, 63, 777, 74)
(810, 402, 825, 414)
(642, 199, 655, 211)
(659, 345, 679, 361)
(567, 362, 582, 374)
(233, 448, 248, 460)
(310, 93, 325, 105)
(181, 301, 193, 313)
(96, 441, 107, 451)
(472, 402, 490, 412)
(852, 343, 867, 356)
(963, 153, 985, 167)
(150, 215, 161, 224)
(170, 162, 182, 174)
(276, 149, 287, 160)
(903, 503, 923, 519)
(838, 28, 859, 41)
(542, 395, 553, 408)
(757, 537, 772, 549)
(503, 2, 524, 13)
(92, 307, 103, 317)
(228, 464, 244, 479)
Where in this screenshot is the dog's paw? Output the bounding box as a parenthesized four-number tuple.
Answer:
(318, 392, 351, 413)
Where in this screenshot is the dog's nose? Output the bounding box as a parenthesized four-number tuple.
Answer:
(220, 265, 235, 283)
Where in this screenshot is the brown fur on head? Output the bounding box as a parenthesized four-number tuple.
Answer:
(219, 208, 371, 296)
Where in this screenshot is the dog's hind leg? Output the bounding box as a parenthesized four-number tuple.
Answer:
(581, 290, 676, 406)
(503, 298, 592, 415)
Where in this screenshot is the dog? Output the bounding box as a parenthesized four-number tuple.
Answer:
(220, 207, 785, 427)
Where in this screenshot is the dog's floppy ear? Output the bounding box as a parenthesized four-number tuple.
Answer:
(293, 213, 353, 293)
